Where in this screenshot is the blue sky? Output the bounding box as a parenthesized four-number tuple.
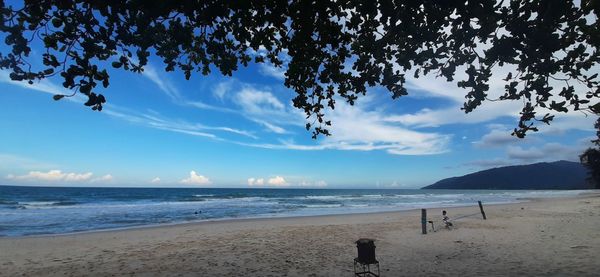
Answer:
(0, 39, 596, 189)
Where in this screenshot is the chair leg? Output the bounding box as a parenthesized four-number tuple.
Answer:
(354, 260, 380, 277)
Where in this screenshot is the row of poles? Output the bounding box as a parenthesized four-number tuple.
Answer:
(421, 201, 487, 235)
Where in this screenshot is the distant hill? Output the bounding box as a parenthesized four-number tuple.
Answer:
(423, 160, 592, 190)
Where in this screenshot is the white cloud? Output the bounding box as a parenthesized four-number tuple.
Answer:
(537, 113, 596, 135)
(1, 69, 256, 141)
(228, 85, 302, 134)
(90, 174, 114, 183)
(247, 178, 265, 186)
(110, 75, 452, 156)
(142, 64, 181, 101)
(297, 180, 328, 187)
(248, 176, 289, 187)
(506, 146, 545, 161)
(251, 119, 288, 134)
(238, 95, 451, 155)
(473, 127, 529, 148)
(235, 87, 285, 114)
(258, 63, 286, 80)
(0, 70, 84, 103)
(267, 176, 288, 186)
(249, 176, 326, 187)
(384, 100, 522, 128)
(251, 46, 289, 80)
(464, 138, 594, 169)
(105, 107, 257, 139)
(506, 142, 589, 162)
(5, 56, 593, 163)
(151, 177, 161, 183)
(0, 71, 66, 96)
(395, 63, 596, 135)
(213, 80, 233, 100)
(180, 171, 211, 185)
(7, 170, 93, 182)
(65, 172, 94, 182)
(322, 99, 451, 155)
(142, 64, 239, 114)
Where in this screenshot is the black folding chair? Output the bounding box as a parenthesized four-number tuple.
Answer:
(354, 239, 380, 277)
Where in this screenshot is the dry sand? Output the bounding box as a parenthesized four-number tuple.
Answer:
(1, 193, 599, 276)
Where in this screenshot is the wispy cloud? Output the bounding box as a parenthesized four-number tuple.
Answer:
(251, 119, 288, 134)
(0, 71, 256, 143)
(235, 87, 286, 114)
(229, 85, 305, 133)
(384, 100, 522, 128)
(213, 80, 233, 100)
(258, 63, 286, 80)
(0, 70, 84, 103)
(463, 137, 594, 170)
(200, 78, 452, 155)
(209, 81, 304, 134)
(473, 125, 534, 148)
(506, 142, 591, 163)
(237, 94, 451, 155)
(323, 98, 451, 155)
(142, 64, 181, 101)
(1, 71, 65, 96)
(10, 62, 570, 158)
(105, 105, 259, 139)
(1, 72, 259, 141)
(399, 64, 596, 134)
(142, 63, 237, 114)
(249, 45, 289, 81)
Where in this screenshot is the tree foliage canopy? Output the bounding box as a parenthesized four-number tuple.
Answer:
(1, 0, 599, 138)
(580, 117, 600, 188)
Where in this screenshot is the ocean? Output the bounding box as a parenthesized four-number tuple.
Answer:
(0, 185, 586, 237)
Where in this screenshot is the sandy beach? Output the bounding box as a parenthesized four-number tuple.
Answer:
(1, 193, 599, 276)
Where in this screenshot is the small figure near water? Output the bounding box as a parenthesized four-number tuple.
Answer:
(442, 210, 453, 229)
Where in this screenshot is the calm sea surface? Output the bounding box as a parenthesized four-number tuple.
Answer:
(0, 185, 586, 237)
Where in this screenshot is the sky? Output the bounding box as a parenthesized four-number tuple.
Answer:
(0, 23, 597, 189)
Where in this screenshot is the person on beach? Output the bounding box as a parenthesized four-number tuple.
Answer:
(442, 210, 453, 229)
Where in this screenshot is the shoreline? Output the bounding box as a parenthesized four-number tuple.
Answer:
(2, 191, 591, 239)
(2, 193, 599, 276)
(0, 196, 547, 240)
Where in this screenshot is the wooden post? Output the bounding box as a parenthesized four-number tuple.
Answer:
(421, 209, 427, 234)
(478, 201, 487, 220)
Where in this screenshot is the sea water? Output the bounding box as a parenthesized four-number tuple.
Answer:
(0, 185, 586, 237)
